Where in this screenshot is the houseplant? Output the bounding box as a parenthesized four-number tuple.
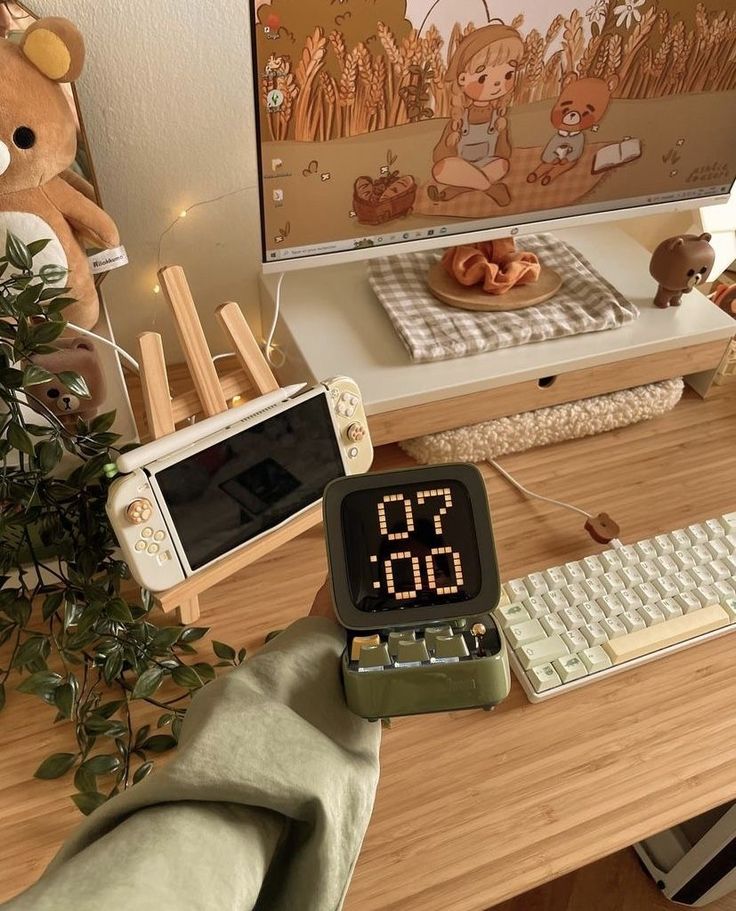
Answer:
(0, 233, 243, 813)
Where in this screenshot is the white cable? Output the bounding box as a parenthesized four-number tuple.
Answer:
(263, 272, 286, 368)
(487, 459, 593, 520)
(66, 322, 140, 372)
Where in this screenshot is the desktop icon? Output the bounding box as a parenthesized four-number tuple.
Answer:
(273, 189, 284, 203)
(271, 158, 283, 171)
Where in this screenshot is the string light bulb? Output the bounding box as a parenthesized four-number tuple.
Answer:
(231, 395, 243, 406)
(152, 283, 161, 295)
(179, 209, 188, 219)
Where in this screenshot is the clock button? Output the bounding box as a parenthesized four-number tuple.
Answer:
(141, 527, 154, 539)
(153, 530, 166, 542)
(348, 447, 359, 459)
(147, 543, 160, 555)
(126, 499, 152, 525)
(346, 422, 366, 443)
(135, 541, 147, 552)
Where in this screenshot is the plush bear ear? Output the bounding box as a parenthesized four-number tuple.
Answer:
(20, 18, 85, 83)
(667, 236, 686, 251)
(699, 232, 713, 243)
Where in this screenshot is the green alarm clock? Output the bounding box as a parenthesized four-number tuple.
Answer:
(322, 463, 511, 720)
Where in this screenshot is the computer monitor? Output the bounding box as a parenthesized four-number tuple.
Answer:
(250, 0, 736, 272)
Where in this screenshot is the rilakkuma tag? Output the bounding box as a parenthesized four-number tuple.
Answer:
(0, 17, 121, 330)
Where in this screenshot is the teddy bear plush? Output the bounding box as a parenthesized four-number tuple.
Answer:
(649, 233, 716, 309)
(29, 337, 106, 428)
(0, 17, 120, 329)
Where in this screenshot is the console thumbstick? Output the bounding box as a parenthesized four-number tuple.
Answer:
(471, 623, 487, 657)
(347, 422, 366, 442)
(126, 498, 153, 525)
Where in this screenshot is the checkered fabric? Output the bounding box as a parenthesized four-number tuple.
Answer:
(368, 234, 639, 363)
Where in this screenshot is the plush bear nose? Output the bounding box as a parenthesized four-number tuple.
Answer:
(562, 110, 581, 126)
(0, 141, 10, 176)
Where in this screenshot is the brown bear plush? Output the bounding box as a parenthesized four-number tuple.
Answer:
(30, 337, 106, 428)
(0, 18, 120, 329)
(649, 233, 716, 308)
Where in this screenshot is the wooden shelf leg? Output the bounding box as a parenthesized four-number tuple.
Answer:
(178, 598, 201, 625)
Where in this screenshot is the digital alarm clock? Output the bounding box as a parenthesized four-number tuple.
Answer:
(323, 464, 511, 720)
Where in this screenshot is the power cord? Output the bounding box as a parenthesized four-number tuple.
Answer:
(487, 458, 621, 545)
(66, 322, 140, 372)
(262, 272, 286, 368)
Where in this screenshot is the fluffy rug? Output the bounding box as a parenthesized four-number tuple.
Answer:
(400, 378, 685, 464)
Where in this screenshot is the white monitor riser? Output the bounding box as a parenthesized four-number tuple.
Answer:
(262, 225, 735, 446)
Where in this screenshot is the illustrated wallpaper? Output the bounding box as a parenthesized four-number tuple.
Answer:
(251, 0, 736, 258)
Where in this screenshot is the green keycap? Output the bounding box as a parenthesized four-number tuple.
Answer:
(396, 640, 430, 664)
(358, 642, 391, 670)
(434, 635, 470, 660)
(423, 626, 453, 651)
(387, 630, 416, 658)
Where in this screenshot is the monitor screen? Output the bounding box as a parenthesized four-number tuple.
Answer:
(154, 394, 344, 570)
(340, 479, 482, 612)
(250, 1, 736, 266)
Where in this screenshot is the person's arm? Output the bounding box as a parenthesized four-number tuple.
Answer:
(5, 586, 380, 911)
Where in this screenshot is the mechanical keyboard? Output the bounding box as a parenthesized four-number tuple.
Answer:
(494, 513, 736, 702)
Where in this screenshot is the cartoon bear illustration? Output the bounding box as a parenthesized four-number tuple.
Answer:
(649, 233, 716, 309)
(528, 74, 619, 186)
(0, 18, 120, 330)
(30, 337, 106, 428)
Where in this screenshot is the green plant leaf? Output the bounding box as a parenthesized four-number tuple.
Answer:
(82, 754, 121, 776)
(131, 667, 164, 700)
(179, 626, 209, 643)
(74, 766, 96, 793)
(41, 591, 64, 621)
(34, 752, 77, 780)
(54, 683, 75, 719)
(171, 665, 203, 690)
(212, 641, 236, 661)
(85, 716, 127, 738)
(27, 239, 51, 256)
(16, 670, 62, 695)
(39, 264, 68, 284)
(7, 422, 33, 456)
(105, 598, 133, 622)
(90, 411, 116, 433)
(57, 371, 90, 399)
(72, 791, 107, 815)
(133, 761, 154, 784)
(6, 232, 32, 271)
(13, 636, 50, 668)
(140, 734, 177, 754)
(36, 440, 63, 473)
(29, 320, 65, 345)
(22, 365, 54, 387)
(191, 662, 215, 681)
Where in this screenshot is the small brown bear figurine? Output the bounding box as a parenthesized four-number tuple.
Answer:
(649, 233, 716, 309)
(30, 337, 106, 429)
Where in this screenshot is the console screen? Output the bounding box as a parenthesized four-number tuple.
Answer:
(155, 394, 344, 570)
(341, 480, 481, 612)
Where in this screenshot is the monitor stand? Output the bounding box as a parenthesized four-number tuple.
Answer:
(262, 223, 735, 446)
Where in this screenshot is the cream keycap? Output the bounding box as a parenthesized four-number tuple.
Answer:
(602, 604, 730, 665)
(517, 635, 569, 670)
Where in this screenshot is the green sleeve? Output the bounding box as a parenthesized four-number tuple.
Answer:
(4, 618, 381, 911)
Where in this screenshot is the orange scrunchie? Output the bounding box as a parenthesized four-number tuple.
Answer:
(441, 238, 541, 295)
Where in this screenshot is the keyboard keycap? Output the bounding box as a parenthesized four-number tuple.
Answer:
(705, 539, 730, 560)
(506, 619, 546, 649)
(657, 555, 678, 576)
(562, 562, 585, 585)
(724, 599, 736, 622)
(351, 634, 381, 661)
(543, 590, 569, 613)
(690, 566, 715, 588)
(560, 606, 585, 630)
(602, 572, 625, 594)
(524, 572, 548, 597)
(387, 630, 415, 657)
(581, 578, 607, 601)
(658, 598, 683, 621)
(619, 590, 644, 612)
(704, 518, 725, 538)
(541, 614, 567, 636)
(686, 524, 708, 546)
(653, 534, 675, 555)
(581, 556, 604, 577)
(598, 594, 624, 617)
(553, 654, 588, 683)
(561, 629, 587, 653)
(622, 610, 646, 633)
(601, 617, 627, 639)
(522, 596, 549, 620)
(580, 601, 605, 624)
(358, 642, 391, 671)
(505, 580, 530, 602)
(580, 646, 612, 673)
(396, 640, 430, 665)
(691, 544, 714, 564)
(638, 561, 661, 583)
(582, 622, 607, 647)
(619, 566, 643, 588)
(720, 513, 736, 533)
(600, 551, 622, 572)
(562, 583, 586, 606)
(640, 603, 665, 626)
(710, 560, 730, 582)
(675, 592, 702, 613)
(694, 585, 721, 607)
(518, 635, 569, 670)
(528, 663, 562, 693)
(714, 580, 736, 601)
(602, 605, 729, 665)
(634, 540, 658, 561)
(434, 635, 470, 661)
(673, 571, 695, 592)
(542, 566, 567, 589)
(636, 582, 660, 604)
(674, 550, 696, 571)
(653, 576, 679, 599)
(617, 545, 639, 566)
(671, 530, 691, 550)
(497, 603, 530, 627)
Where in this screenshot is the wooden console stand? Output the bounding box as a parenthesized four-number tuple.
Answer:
(262, 225, 735, 445)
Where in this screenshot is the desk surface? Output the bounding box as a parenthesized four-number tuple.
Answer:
(1, 378, 736, 909)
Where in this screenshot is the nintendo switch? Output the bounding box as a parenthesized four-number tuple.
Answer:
(323, 464, 510, 720)
(107, 378, 372, 592)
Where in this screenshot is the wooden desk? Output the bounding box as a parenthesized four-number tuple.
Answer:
(346, 383, 736, 910)
(1, 381, 735, 909)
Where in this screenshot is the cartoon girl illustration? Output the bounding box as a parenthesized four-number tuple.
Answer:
(429, 22, 523, 206)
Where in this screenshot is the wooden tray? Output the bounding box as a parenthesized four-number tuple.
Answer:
(427, 262, 562, 312)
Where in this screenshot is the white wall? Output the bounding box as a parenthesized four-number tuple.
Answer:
(33, 0, 263, 363)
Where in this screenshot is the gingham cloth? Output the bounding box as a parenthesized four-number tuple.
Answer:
(368, 234, 639, 363)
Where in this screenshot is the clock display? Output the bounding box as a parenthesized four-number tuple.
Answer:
(341, 479, 482, 613)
